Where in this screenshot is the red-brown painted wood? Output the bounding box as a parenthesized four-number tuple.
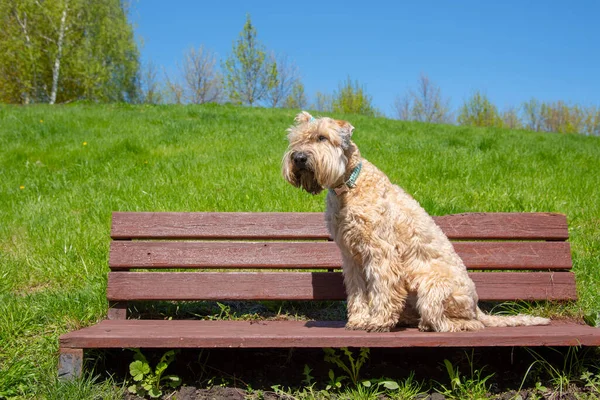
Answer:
(109, 241, 572, 271)
(106, 271, 577, 301)
(59, 320, 600, 349)
(107, 302, 128, 320)
(111, 212, 569, 241)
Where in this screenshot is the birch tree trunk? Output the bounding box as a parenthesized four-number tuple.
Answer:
(15, 11, 32, 104)
(49, 0, 69, 105)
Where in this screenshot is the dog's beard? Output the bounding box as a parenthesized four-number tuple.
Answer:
(296, 170, 323, 195)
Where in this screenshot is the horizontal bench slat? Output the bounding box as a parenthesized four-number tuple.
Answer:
(60, 320, 600, 348)
(107, 271, 577, 301)
(111, 212, 569, 241)
(109, 241, 572, 271)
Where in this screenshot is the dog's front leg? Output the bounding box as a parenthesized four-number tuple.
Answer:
(341, 255, 371, 330)
(364, 257, 406, 332)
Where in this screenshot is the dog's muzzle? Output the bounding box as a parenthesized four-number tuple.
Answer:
(292, 152, 309, 170)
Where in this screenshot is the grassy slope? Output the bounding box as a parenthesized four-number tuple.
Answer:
(0, 104, 598, 397)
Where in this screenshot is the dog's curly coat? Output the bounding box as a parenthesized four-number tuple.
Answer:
(282, 111, 550, 332)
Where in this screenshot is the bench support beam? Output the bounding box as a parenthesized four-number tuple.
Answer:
(58, 348, 83, 380)
(107, 301, 128, 320)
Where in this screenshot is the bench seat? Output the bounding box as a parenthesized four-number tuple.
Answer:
(61, 319, 600, 349)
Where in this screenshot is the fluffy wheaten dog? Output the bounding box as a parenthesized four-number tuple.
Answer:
(282, 111, 551, 332)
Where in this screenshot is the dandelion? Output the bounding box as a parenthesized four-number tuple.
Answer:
(83, 142, 88, 146)
(20, 185, 25, 190)
(40, 120, 43, 123)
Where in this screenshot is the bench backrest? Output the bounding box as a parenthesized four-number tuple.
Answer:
(106, 212, 574, 320)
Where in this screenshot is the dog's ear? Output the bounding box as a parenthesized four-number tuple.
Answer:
(335, 119, 355, 149)
(294, 111, 313, 125)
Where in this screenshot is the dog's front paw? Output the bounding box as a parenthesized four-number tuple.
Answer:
(366, 324, 391, 333)
(364, 319, 396, 332)
(418, 322, 433, 332)
(345, 321, 367, 331)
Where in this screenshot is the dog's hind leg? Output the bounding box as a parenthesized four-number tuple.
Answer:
(416, 278, 458, 332)
(416, 280, 484, 332)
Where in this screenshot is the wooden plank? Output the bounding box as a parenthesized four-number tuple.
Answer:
(109, 241, 572, 271)
(107, 271, 577, 301)
(111, 212, 569, 241)
(59, 320, 600, 349)
(436, 213, 569, 241)
(111, 212, 329, 240)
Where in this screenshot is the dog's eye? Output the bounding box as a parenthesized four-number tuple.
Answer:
(317, 135, 328, 142)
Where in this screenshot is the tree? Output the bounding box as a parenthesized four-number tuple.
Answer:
(332, 77, 379, 116)
(539, 101, 585, 134)
(394, 74, 452, 123)
(0, 0, 140, 104)
(180, 46, 222, 104)
(583, 106, 600, 136)
(501, 107, 523, 129)
(283, 81, 307, 109)
(223, 14, 273, 106)
(139, 59, 163, 104)
(457, 91, 503, 128)
(522, 98, 542, 131)
(163, 69, 184, 104)
(312, 91, 333, 112)
(265, 53, 300, 108)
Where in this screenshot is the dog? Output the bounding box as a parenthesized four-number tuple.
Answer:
(282, 111, 550, 332)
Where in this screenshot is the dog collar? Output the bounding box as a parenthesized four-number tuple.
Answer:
(330, 161, 362, 196)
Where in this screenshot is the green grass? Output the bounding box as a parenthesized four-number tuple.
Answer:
(0, 103, 599, 398)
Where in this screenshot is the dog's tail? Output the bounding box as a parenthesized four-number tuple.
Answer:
(476, 307, 550, 327)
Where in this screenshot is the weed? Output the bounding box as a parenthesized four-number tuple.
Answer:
(388, 372, 428, 400)
(325, 368, 346, 390)
(127, 349, 181, 398)
(435, 352, 493, 400)
(519, 347, 585, 398)
(581, 369, 600, 394)
(323, 347, 369, 386)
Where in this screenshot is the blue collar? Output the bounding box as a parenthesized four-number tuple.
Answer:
(329, 161, 362, 196)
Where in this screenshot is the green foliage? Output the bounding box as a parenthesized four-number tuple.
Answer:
(436, 356, 493, 400)
(519, 347, 589, 398)
(332, 77, 379, 116)
(457, 91, 504, 128)
(284, 81, 308, 109)
(223, 14, 273, 106)
(323, 347, 370, 386)
(581, 369, 600, 395)
(522, 98, 600, 136)
(0, 0, 139, 104)
(127, 349, 181, 398)
(388, 372, 427, 400)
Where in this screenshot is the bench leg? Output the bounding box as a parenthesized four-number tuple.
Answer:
(58, 348, 83, 380)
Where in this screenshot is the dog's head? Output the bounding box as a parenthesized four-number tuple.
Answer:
(282, 111, 356, 195)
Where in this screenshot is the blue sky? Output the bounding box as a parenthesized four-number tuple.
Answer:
(132, 0, 599, 116)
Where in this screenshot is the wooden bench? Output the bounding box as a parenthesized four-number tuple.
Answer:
(58, 212, 600, 379)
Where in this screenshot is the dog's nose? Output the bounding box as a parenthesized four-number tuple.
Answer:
(293, 152, 308, 167)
